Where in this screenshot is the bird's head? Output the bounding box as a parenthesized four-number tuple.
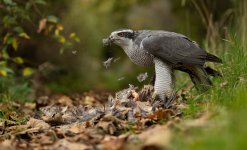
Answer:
(103, 29, 135, 47)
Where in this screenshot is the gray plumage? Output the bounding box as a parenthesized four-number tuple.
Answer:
(103, 29, 221, 107)
(135, 30, 221, 66)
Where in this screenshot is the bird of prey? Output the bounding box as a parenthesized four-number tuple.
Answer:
(103, 29, 222, 107)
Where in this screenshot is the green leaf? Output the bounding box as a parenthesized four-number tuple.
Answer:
(22, 67, 34, 76)
(12, 38, 18, 51)
(13, 57, 24, 64)
(57, 24, 64, 31)
(14, 27, 24, 33)
(7, 37, 13, 45)
(63, 41, 73, 49)
(3, 0, 13, 4)
(47, 15, 59, 23)
(55, 29, 60, 36)
(70, 33, 76, 38)
(0, 70, 7, 77)
(3, 0, 16, 5)
(0, 66, 14, 76)
(34, 0, 47, 5)
(70, 32, 80, 42)
(3, 33, 10, 44)
(74, 37, 80, 42)
(0, 61, 7, 67)
(19, 32, 30, 39)
(0, 67, 14, 73)
(58, 36, 66, 43)
(2, 48, 9, 59)
(3, 16, 17, 26)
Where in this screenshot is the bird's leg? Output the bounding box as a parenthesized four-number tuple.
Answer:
(153, 58, 176, 108)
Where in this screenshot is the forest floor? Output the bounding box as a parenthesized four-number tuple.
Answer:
(0, 79, 245, 150)
(0, 84, 195, 150)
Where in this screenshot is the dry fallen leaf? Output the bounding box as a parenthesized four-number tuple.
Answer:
(37, 18, 47, 33)
(69, 123, 86, 134)
(58, 96, 73, 106)
(239, 76, 246, 83)
(135, 125, 171, 150)
(183, 112, 210, 127)
(130, 90, 140, 101)
(96, 121, 117, 135)
(24, 102, 36, 109)
(220, 81, 228, 88)
(135, 101, 152, 113)
(0, 140, 15, 150)
(100, 136, 125, 150)
(51, 139, 92, 150)
(84, 96, 96, 105)
(146, 109, 174, 121)
(27, 118, 50, 130)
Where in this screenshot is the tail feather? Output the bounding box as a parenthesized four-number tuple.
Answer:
(206, 53, 222, 63)
(176, 65, 221, 91)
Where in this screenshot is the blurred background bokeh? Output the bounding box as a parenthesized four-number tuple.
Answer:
(0, 0, 243, 95)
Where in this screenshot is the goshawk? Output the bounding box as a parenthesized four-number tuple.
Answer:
(103, 29, 222, 107)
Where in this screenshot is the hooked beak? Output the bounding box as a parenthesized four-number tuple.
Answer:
(102, 36, 114, 47)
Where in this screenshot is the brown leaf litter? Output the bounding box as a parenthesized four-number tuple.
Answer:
(0, 84, 206, 150)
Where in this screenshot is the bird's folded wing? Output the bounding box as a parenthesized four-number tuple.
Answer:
(141, 35, 208, 66)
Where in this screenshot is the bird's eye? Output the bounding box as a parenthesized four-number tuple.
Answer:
(117, 32, 124, 37)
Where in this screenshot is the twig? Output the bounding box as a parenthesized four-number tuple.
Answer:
(30, 0, 44, 18)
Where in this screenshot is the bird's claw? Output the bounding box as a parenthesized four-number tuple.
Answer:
(151, 92, 163, 111)
(164, 93, 177, 108)
(151, 92, 158, 105)
(139, 85, 154, 101)
(151, 92, 177, 109)
(139, 91, 147, 101)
